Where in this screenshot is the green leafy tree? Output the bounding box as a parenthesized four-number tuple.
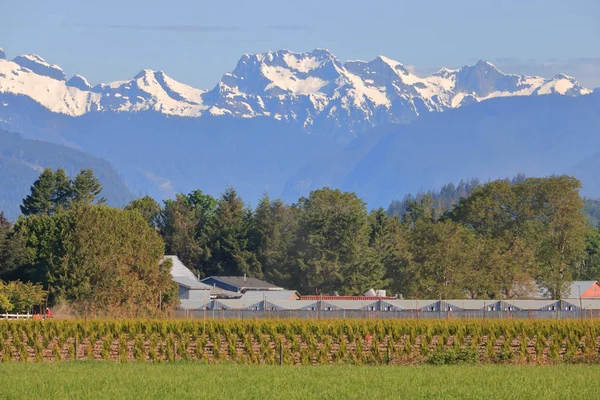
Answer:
(291, 188, 371, 295)
(528, 176, 587, 298)
(12, 204, 175, 315)
(575, 228, 600, 281)
(0, 281, 13, 312)
(125, 196, 162, 228)
(407, 219, 478, 299)
(0, 281, 46, 313)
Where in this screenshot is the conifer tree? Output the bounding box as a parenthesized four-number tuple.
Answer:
(206, 188, 262, 277)
(73, 169, 105, 205)
(20, 168, 55, 216)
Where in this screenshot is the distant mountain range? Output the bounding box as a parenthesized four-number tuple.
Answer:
(0, 47, 598, 213)
(0, 48, 591, 140)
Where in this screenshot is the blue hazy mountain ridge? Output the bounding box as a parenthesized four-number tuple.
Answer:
(0, 129, 133, 220)
(0, 94, 339, 202)
(0, 48, 596, 209)
(2, 88, 599, 211)
(336, 92, 600, 207)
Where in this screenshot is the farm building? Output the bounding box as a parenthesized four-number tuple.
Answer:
(201, 276, 283, 294)
(164, 256, 212, 300)
(564, 281, 600, 298)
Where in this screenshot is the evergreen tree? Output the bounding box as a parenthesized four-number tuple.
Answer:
(159, 190, 216, 274)
(205, 188, 261, 277)
(252, 195, 298, 287)
(20, 168, 55, 216)
(72, 169, 105, 205)
(367, 210, 410, 296)
(0, 212, 11, 270)
(51, 168, 73, 211)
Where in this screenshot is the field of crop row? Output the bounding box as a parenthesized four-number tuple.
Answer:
(1, 319, 600, 364)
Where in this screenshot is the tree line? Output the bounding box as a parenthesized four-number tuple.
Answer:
(130, 174, 595, 299)
(0, 169, 598, 315)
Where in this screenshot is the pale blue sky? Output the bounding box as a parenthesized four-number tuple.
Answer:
(2, 0, 600, 88)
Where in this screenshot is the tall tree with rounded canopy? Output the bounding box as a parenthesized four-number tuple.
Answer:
(292, 188, 371, 295)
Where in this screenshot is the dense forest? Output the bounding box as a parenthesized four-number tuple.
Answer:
(1, 168, 599, 315)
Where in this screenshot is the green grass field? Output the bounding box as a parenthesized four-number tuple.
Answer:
(0, 363, 598, 399)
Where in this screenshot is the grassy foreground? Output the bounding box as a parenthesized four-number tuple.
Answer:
(0, 363, 598, 400)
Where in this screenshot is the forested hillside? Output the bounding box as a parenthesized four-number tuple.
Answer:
(0, 129, 133, 219)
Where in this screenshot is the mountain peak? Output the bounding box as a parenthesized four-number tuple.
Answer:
(13, 54, 65, 81)
(0, 48, 5, 60)
(134, 69, 158, 80)
(474, 59, 498, 69)
(66, 74, 91, 91)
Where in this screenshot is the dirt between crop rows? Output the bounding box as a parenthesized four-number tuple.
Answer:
(1, 333, 598, 364)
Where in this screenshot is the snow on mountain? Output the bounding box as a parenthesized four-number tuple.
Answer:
(0, 49, 5, 60)
(12, 54, 66, 81)
(0, 57, 99, 115)
(66, 74, 91, 91)
(90, 69, 207, 116)
(534, 73, 591, 96)
(0, 48, 592, 138)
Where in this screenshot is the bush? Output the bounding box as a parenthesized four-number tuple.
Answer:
(425, 348, 478, 365)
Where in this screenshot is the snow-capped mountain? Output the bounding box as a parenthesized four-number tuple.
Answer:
(0, 48, 592, 139)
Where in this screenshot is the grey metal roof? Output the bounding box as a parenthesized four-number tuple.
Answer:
(172, 276, 212, 290)
(444, 300, 501, 310)
(506, 299, 559, 310)
(266, 300, 318, 310)
(214, 299, 263, 310)
(239, 290, 300, 302)
(202, 276, 283, 290)
(382, 299, 439, 310)
(209, 286, 243, 299)
(565, 281, 599, 298)
(321, 300, 379, 310)
(164, 255, 198, 281)
(178, 299, 211, 310)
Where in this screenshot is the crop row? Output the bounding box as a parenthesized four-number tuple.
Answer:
(1, 319, 599, 364)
